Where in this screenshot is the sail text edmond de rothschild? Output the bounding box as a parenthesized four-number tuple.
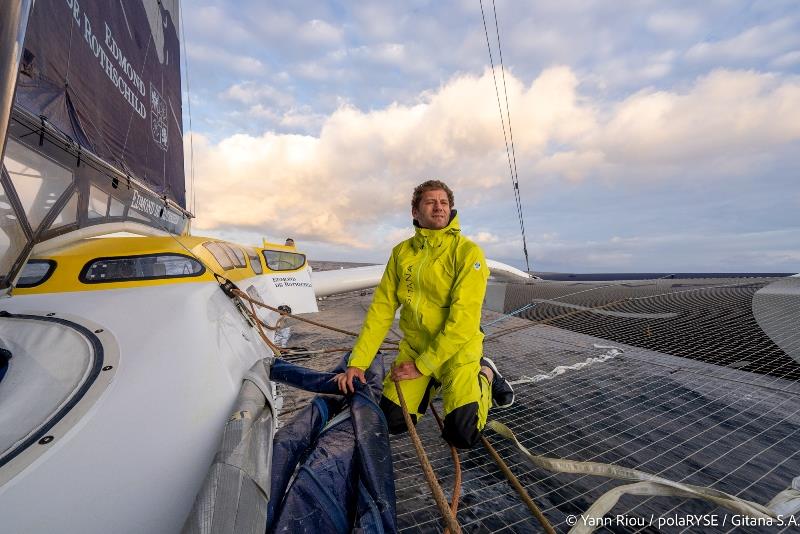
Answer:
(65, 0, 146, 119)
(131, 190, 180, 226)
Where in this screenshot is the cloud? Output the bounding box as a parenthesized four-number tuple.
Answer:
(185, 6, 254, 45)
(596, 69, 800, 167)
(293, 61, 347, 81)
(188, 67, 800, 258)
(186, 44, 265, 75)
(297, 19, 344, 47)
(647, 10, 703, 38)
(221, 82, 294, 107)
(477, 228, 800, 273)
(686, 17, 800, 63)
(772, 50, 800, 68)
(468, 231, 500, 244)
(348, 43, 408, 67)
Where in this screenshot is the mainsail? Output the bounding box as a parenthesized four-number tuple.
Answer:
(0, 0, 189, 289)
(16, 0, 185, 207)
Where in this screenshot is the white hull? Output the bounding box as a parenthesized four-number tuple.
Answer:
(0, 282, 271, 533)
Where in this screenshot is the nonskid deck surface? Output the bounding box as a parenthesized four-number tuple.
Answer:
(283, 279, 799, 533)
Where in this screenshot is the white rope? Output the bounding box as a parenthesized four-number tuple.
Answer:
(487, 420, 800, 534)
(508, 345, 623, 386)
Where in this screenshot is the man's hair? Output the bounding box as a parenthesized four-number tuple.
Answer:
(411, 180, 454, 210)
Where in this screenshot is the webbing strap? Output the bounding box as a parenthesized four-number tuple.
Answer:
(487, 421, 800, 534)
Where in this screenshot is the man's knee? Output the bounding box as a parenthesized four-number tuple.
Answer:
(442, 402, 481, 449)
(380, 395, 416, 434)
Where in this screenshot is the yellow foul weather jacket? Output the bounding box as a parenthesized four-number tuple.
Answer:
(348, 212, 490, 378)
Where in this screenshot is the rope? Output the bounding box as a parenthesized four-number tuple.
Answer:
(393, 375, 462, 533)
(232, 288, 400, 345)
(240, 291, 399, 358)
(248, 299, 282, 356)
(486, 420, 793, 534)
(481, 302, 537, 329)
(480, 433, 557, 534)
(429, 404, 462, 531)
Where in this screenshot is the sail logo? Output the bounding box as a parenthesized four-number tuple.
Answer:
(150, 84, 168, 151)
(67, 1, 147, 119)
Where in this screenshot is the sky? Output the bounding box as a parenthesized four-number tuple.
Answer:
(180, 0, 800, 273)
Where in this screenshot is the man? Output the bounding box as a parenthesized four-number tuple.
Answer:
(336, 180, 514, 448)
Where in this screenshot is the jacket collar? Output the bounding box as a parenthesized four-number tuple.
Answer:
(412, 210, 459, 250)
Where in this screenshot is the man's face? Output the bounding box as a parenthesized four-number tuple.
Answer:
(412, 189, 452, 230)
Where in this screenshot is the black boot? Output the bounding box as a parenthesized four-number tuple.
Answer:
(481, 357, 515, 408)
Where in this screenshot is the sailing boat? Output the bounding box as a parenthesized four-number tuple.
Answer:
(0, 2, 303, 531)
(0, 2, 529, 532)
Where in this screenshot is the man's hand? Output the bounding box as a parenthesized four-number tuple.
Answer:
(335, 366, 366, 394)
(391, 361, 423, 381)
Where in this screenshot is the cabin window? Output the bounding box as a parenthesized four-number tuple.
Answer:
(203, 242, 246, 270)
(80, 254, 204, 283)
(228, 245, 247, 268)
(263, 250, 306, 271)
(247, 248, 263, 275)
(17, 260, 57, 288)
(204, 242, 234, 270)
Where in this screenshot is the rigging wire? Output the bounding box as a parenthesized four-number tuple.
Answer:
(178, 2, 196, 218)
(479, 0, 531, 273)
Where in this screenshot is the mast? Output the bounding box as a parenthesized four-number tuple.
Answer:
(0, 0, 34, 294)
(0, 0, 33, 163)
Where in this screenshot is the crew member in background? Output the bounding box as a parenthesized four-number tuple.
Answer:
(336, 180, 514, 448)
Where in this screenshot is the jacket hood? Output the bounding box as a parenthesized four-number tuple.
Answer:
(412, 210, 459, 249)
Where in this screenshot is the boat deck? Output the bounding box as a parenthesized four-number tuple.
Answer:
(280, 280, 799, 533)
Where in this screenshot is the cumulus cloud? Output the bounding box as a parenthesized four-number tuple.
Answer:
(597, 69, 800, 166)
(189, 67, 800, 256)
